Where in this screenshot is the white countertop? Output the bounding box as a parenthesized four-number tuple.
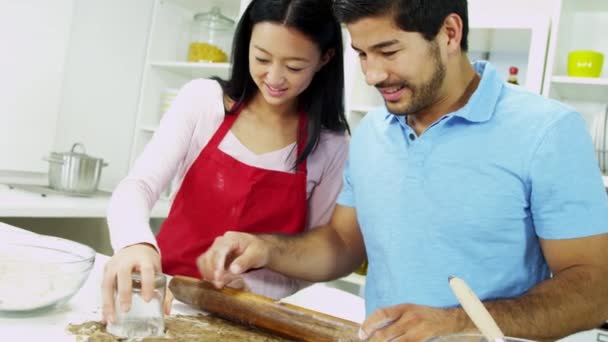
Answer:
(0, 223, 365, 341)
(0, 183, 170, 218)
(0, 223, 603, 342)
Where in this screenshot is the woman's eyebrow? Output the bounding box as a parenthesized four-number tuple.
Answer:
(253, 45, 311, 62)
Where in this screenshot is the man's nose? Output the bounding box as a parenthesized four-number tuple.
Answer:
(364, 58, 388, 86)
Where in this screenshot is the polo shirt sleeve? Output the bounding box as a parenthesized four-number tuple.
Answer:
(337, 158, 355, 208)
(529, 110, 608, 239)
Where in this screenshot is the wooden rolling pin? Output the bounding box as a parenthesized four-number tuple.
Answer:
(169, 276, 360, 342)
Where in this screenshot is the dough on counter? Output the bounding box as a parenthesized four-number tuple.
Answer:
(67, 314, 291, 341)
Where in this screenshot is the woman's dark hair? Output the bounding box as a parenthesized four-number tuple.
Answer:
(213, 0, 349, 167)
(332, 0, 469, 51)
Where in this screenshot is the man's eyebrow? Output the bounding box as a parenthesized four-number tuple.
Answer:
(352, 39, 400, 52)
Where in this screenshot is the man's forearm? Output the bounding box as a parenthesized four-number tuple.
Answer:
(260, 225, 362, 282)
(476, 265, 608, 340)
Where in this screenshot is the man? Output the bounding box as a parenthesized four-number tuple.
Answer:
(197, 0, 608, 340)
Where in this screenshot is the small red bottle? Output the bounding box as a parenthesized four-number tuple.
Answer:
(507, 66, 519, 85)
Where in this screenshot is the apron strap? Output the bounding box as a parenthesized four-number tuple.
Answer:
(209, 102, 308, 175)
(205, 103, 243, 151)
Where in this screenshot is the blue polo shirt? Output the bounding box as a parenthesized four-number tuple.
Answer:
(337, 61, 608, 315)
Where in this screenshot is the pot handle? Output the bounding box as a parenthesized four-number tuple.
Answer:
(71, 142, 86, 154)
(42, 156, 64, 164)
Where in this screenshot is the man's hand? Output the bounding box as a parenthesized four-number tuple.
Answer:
(197, 231, 271, 289)
(359, 304, 470, 342)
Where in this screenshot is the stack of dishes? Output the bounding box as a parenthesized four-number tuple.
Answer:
(159, 88, 179, 118)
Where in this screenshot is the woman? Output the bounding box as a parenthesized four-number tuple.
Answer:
(101, 0, 349, 323)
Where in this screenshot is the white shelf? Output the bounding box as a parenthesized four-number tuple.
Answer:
(164, 0, 243, 18)
(552, 76, 608, 86)
(149, 61, 231, 78)
(550, 76, 608, 102)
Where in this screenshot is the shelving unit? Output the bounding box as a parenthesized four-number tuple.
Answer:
(542, 0, 608, 174)
(130, 0, 249, 175)
(149, 61, 231, 78)
(543, 0, 608, 103)
(550, 76, 608, 103)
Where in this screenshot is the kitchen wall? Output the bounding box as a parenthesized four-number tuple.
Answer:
(0, 0, 153, 190)
(0, 0, 74, 172)
(53, 0, 154, 189)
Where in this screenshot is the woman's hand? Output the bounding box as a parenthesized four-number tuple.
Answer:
(101, 243, 161, 323)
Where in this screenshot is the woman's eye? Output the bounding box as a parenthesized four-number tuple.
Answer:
(255, 57, 270, 63)
(287, 66, 304, 72)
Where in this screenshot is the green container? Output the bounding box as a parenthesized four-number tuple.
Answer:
(567, 50, 604, 78)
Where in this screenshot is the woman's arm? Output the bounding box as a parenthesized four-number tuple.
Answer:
(107, 80, 224, 252)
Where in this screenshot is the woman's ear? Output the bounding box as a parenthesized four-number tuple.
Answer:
(316, 48, 335, 72)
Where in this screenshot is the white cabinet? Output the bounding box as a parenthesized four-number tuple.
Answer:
(344, 0, 552, 131)
(543, 0, 608, 104)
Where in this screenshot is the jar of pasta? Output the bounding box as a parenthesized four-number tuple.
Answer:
(187, 7, 235, 63)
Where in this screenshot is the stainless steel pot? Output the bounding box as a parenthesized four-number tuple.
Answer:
(43, 143, 108, 195)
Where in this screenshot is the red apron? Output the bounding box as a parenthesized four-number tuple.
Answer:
(157, 104, 308, 277)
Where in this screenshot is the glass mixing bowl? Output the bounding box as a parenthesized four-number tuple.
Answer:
(0, 235, 96, 315)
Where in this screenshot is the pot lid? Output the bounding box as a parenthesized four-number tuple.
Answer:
(52, 143, 100, 160)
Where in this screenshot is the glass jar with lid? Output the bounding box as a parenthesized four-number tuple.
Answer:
(187, 6, 235, 63)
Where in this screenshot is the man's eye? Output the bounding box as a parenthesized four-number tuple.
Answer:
(382, 51, 398, 57)
(358, 52, 367, 59)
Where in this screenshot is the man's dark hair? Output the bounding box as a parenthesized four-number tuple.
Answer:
(332, 0, 469, 51)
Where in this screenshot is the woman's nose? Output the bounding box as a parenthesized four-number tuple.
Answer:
(266, 64, 286, 85)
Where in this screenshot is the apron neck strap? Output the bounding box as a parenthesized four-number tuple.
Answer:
(211, 103, 308, 174)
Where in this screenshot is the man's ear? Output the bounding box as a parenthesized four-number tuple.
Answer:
(317, 48, 336, 72)
(441, 13, 464, 54)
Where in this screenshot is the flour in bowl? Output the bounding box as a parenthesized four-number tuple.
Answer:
(0, 254, 83, 311)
